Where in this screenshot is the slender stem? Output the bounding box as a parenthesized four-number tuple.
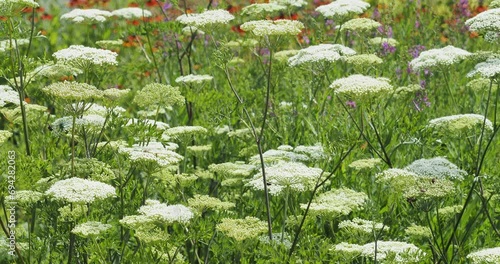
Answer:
(368, 116, 392, 167)
(7, 18, 31, 156)
(281, 188, 289, 243)
(71, 113, 77, 177)
(223, 66, 273, 240)
(143, 16, 162, 83)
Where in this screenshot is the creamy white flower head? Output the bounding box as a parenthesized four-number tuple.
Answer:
(241, 19, 304, 36)
(345, 54, 383, 67)
(349, 158, 382, 171)
(134, 83, 184, 108)
(61, 9, 112, 23)
(404, 157, 467, 181)
(51, 114, 106, 135)
(7, 190, 43, 206)
(339, 218, 386, 234)
(467, 57, 500, 79)
(217, 217, 268, 241)
(72, 221, 112, 238)
(0, 38, 29, 52)
(332, 242, 364, 255)
(53, 45, 118, 69)
(288, 44, 356, 67)
(274, 50, 299, 63)
(0, 0, 38, 15)
(360, 241, 425, 262)
(467, 247, 500, 263)
(30, 62, 83, 80)
(428, 114, 493, 134)
(119, 141, 183, 167)
(208, 162, 256, 178)
(42, 81, 103, 101)
(270, 0, 307, 8)
(465, 8, 500, 34)
(241, 3, 287, 17)
(405, 224, 432, 239)
(491, 0, 500, 8)
(176, 9, 234, 29)
(111, 7, 152, 19)
(410, 45, 471, 71)
(249, 149, 309, 164)
(182, 26, 205, 35)
(175, 74, 213, 84)
(188, 194, 235, 211)
(45, 177, 116, 204)
(330, 74, 393, 99)
(138, 200, 194, 224)
(0, 85, 20, 107)
(341, 18, 381, 33)
(294, 144, 327, 160)
(0, 130, 13, 144)
(368, 37, 399, 47)
(247, 161, 322, 195)
(301, 188, 368, 217)
(315, 0, 370, 20)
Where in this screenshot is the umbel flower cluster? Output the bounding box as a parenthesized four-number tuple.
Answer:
(330, 74, 393, 100)
(176, 9, 235, 29)
(247, 161, 323, 195)
(45, 177, 116, 204)
(410, 45, 471, 71)
(315, 0, 370, 20)
(240, 19, 305, 36)
(288, 44, 356, 66)
(53, 45, 118, 69)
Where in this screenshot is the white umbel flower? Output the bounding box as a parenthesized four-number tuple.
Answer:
(119, 141, 183, 167)
(42, 81, 103, 101)
(0, 0, 39, 15)
(467, 247, 500, 263)
(341, 18, 381, 33)
(330, 74, 393, 99)
(428, 114, 493, 133)
(302, 188, 368, 217)
(0, 85, 20, 107)
(0, 38, 29, 52)
(138, 200, 194, 224)
(315, 0, 370, 20)
(288, 44, 356, 67)
(465, 8, 500, 34)
(61, 9, 112, 23)
(176, 9, 234, 28)
(339, 218, 386, 234)
(0, 130, 12, 144)
(53, 45, 118, 68)
(45, 177, 116, 204)
(72, 221, 112, 238)
(467, 58, 500, 79)
(360, 241, 425, 262)
(270, 0, 307, 8)
(112, 7, 152, 19)
(404, 157, 467, 181)
(241, 3, 286, 17)
(175, 74, 213, 84)
(241, 19, 304, 36)
(409, 45, 471, 71)
(247, 161, 322, 195)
